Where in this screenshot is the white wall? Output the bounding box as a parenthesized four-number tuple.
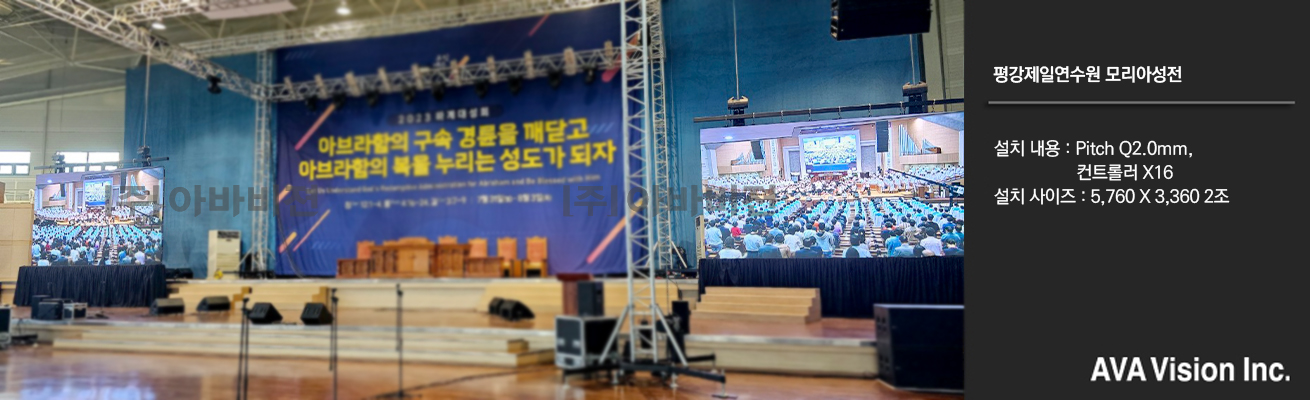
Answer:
(0, 89, 126, 201)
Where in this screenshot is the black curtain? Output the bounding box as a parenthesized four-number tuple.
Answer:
(698, 257, 963, 318)
(13, 265, 168, 307)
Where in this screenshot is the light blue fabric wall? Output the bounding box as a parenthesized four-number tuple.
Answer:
(124, 55, 262, 277)
(664, 0, 919, 264)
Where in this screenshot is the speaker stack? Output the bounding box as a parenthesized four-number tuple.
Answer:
(300, 303, 334, 325)
(495, 299, 534, 321)
(831, 0, 932, 41)
(151, 298, 186, 315)
(874, 304, 964, 392)
(576, 281, 605, 317)
(249, 303, 283, 324)
(196, 296, 231, 312)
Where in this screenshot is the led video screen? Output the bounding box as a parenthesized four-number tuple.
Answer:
(31, 167, 165, 266)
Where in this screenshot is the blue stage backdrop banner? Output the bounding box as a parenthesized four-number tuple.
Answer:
(275, 5, 624, 276)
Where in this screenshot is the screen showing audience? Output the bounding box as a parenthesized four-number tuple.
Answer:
(31, 167, 166, 266)
(699, 112, 965, 260)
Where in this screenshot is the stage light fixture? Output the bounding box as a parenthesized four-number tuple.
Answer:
(548, 69, 563, 89)
(332, 92, 347, 108)
(207, 75, 222, 94)
(431, 80, 446, 101)
(583, 66, 596, 84)
(508, 77, 523, 95)
(402, 87, 416, 104)
(151, 19, 166, 30)
(366, 90, 380, 107)
(305, 97, 319, 112)
(336, 1, 351, 16)
(474, 79, 490, 98)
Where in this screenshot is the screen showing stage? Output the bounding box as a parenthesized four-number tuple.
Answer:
(698, 112, 965, 260)
(31, 167, 165, 266)
(83, 178, 112, 206)
(801, 132, 860, 172)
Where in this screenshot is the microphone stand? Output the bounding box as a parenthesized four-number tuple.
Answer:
(393, 283, 410, 398)
(93, 279, 108, 319)
(236, 297, 251, 400)
(330, 288, 339, 400)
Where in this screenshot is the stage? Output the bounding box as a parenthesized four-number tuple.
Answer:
(7, 276, 881, 377)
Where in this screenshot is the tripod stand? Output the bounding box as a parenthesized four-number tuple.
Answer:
(236, 298, 251, 400)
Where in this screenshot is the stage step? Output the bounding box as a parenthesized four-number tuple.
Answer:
(54, 339, 552, 367)
(703, 287, 819, 297)
(695, 302, 813, 315)
(51, 324, 550, 368)
(699, 294, 815, 306)
(696, 287, 821, 324)
(692, 310, 818, 324)
(78, 330, 528, 353)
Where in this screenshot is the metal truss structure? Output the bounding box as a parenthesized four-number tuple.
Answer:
(18, 0, 679, 290)
(112, 0, 207, 23)
(249, 50, 273, 274)
(182, 0, 619, 58)
(266, 47, 616, 102)
(16, 0, 263, 98)
(598, 0, 695, 384)
(646, 0, 676, 273)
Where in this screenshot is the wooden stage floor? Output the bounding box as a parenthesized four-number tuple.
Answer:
(0, 346, 961, 400)
(7, 306, 877, 341)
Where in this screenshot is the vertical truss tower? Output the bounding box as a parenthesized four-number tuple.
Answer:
(249, 50, 274, 275)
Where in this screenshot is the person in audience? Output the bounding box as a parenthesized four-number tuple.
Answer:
(794, 236, 824, 258)
(705, 220, 724, 253)
(783, 227, 803, 255)
(757, 235, 783, 259)
(816, 223, 836, 258)
(885, 230, 903, 256)
(943, 239, 964, 256)
(743, 227, 765, 257)
(718, 238, 744, 259)
(891, 236, 917, 257)
(773, 233, 793, 258)
(919, 227, 944, 257)
(844, 233, 872, 258)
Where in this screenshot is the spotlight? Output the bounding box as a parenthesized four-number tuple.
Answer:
(332, 92, 347, 108)
(336, 1, 351, 16)
(402, 87, 416, 104)
(305, 97, 319, 112)
(474, 79, 490, 98)
(366, 90, 380, 108)
(584, 66, 596, 85)
(207, 75, 222, 94)
(151, 19, 166, 30)
(431, 80, 445, 101)
(508, 77, 523, 95)
(548, 69, 563, 89)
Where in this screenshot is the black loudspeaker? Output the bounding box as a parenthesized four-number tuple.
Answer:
(874, 304, 964, 392)
(496, 299, 535, 321)
(831, 0, 932, 41)
(34, 301, 63, 320)
(876, 121, 890, 153)
(576, 281, 605, 317)
(671, 300, 692, 334)
(488, 297, 505, 314)
(301, 303, 334, 325)
(30, 294, 50, 306)
(151, 298, 185, 315)
(249, 302, 283, 324)
(196, 296, 231, 312)
(0, 307, 10, 333)
(750, 140, 764, 159)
